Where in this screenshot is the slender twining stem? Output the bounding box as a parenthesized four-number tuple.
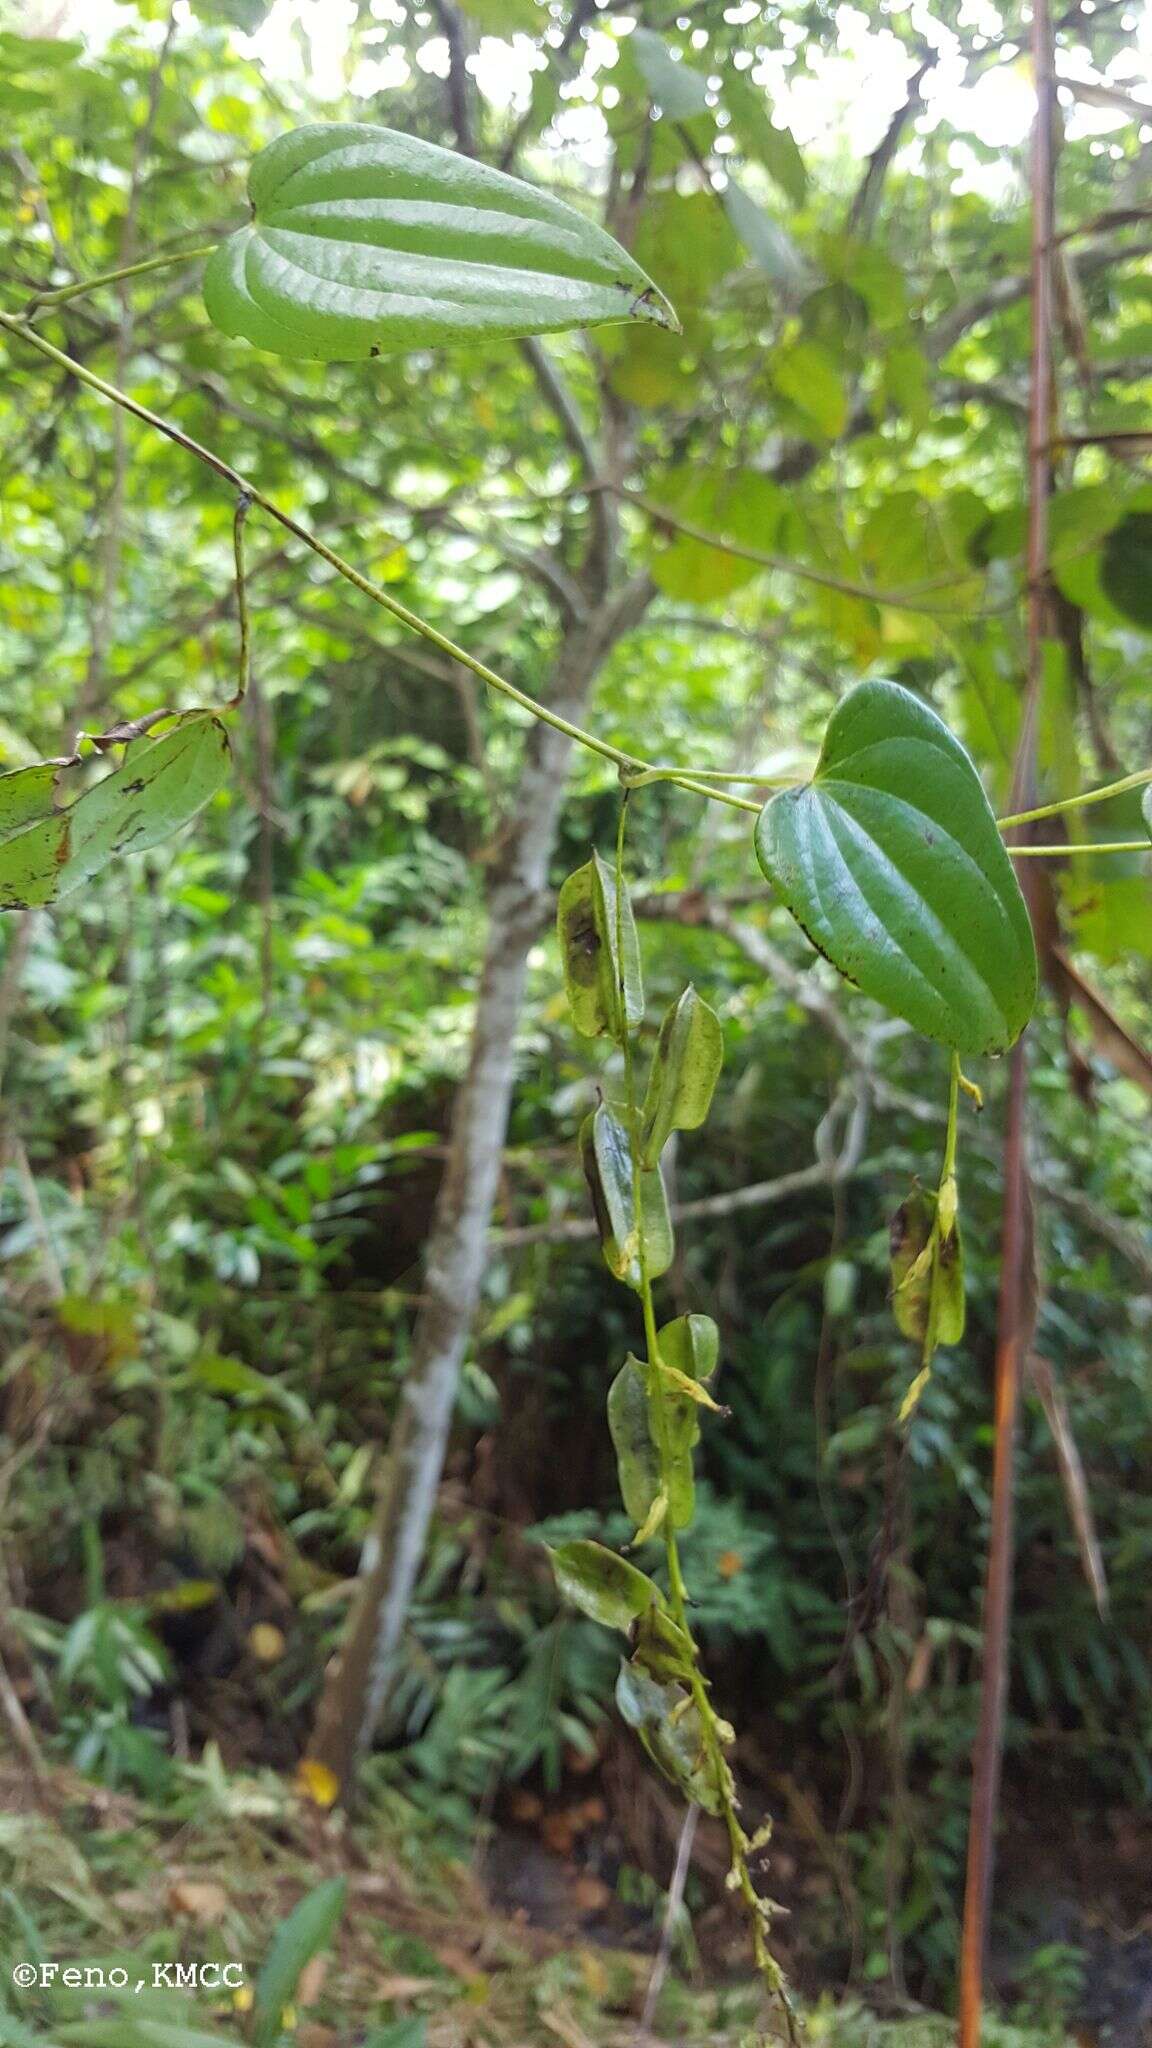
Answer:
(19, 245, 217, 315)
(1, 312, 1144, 864)
(231, 494, 252, 706)
(0, 310, 759, 818)
(898, 1051, 961, 1424)
(624, 764, 803, 790)
(1010, 840, 1150, 856)
(998, 764, 1152, 828)
(611, 805, 796, 2042)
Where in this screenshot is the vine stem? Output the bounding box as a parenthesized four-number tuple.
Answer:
(611, 802, 797, 2043)
(998, 763, 1152, 828)
(0, 309, 760, 817)
(1009, 839, 1150, 856)
(18, 245, 218, 314)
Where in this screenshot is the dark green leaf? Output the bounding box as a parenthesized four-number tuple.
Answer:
(628, 30, 710, 119)
(252, 1877, 347, 2048)
(556, 854, 642, 1041)
(607, 1355, 661, 1530)
(641, 984, 723, 1166)
(754, 679, 1037, 1056)
(204, 124, 676, 361)
(580, 1105, 673, 1290)
(549, 1539, 661, 1632)
(1100, 511, 1152, 629)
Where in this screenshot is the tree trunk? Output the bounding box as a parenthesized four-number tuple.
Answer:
(307, 578, 651, 1795)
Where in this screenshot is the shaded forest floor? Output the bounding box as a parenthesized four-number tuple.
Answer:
(0, 1754, 1078, 2048)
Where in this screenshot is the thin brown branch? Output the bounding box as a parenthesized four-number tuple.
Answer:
(958, 0, 1055, 2035)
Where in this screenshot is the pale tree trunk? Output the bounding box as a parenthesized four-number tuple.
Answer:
(307, 576, 651, 1794)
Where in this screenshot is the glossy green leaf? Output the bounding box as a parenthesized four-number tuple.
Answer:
(658, 1313, 720, 1385)
(204, 123, 676, 361)
(580, 1105, 673, 1290)
(549, 1539, 661, 1632)
(607, 1354, 661, 1532)
(252, 1877, 347, 2048)
(556, 853, 642, 1041)
(722, 182, 807, 292)
(641, 984, 724, 1167)
(627, 30, 710, 119)
(722, 75, 808, 205)
(754, 679, 1038, 1056)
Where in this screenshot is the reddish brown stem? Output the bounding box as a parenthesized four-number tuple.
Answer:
(957, 3, 1055, 2041)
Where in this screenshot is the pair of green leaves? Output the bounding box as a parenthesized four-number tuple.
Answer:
(0, 714, 231, 913)
(754, 679, 1038, 1059)
(575, 997, 722, 1289)
(608, 1313, 720, 1539)
(547, 1537, 729, 1814)
(204, 123, 677, 360)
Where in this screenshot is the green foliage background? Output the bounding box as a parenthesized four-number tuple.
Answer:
(0, 0, 1150, 2024)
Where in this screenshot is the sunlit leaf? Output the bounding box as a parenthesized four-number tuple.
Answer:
(627, 29, 710, 119)
(722, 74, 807, 206)
(58, 715, 232, 899)
(754, 679, 1037, 1056)
(205, 123, 676, 360)
(723, 182, 807, 291)
(772, 339, 847, 438)
(0, 716, 231, 913)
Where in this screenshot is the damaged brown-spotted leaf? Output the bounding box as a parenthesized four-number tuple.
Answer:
(0, 714, 231, 912)
(890, 1185, 964, 1348)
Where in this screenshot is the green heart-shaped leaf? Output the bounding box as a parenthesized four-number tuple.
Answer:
(754, 679, 1037, 1056)
(204, 123, 677, 361)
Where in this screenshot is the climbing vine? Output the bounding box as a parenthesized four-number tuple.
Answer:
(2, 111, 1151, 2039)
